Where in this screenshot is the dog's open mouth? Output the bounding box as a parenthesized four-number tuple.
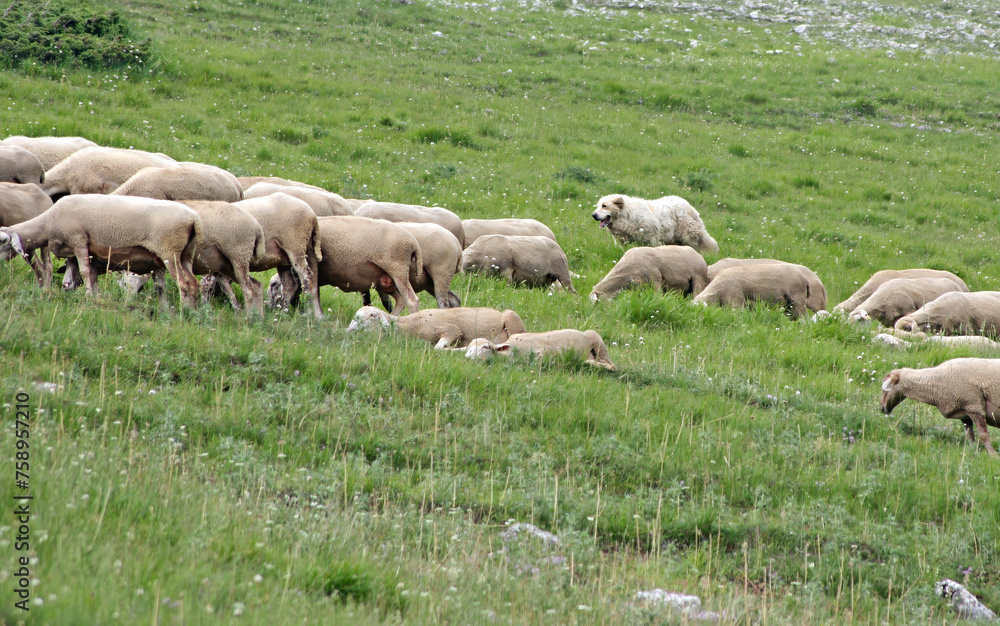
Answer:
(597, 217, 611, 229)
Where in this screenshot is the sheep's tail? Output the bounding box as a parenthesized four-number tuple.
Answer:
(184, 215, 204, 262)
(310, 215, 323, 263)
(253, 228, 266, 261)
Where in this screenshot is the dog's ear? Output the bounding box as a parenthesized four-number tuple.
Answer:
(612, 196, 625, 210)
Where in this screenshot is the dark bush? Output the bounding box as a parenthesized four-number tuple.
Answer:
(0, 1, 153, 70)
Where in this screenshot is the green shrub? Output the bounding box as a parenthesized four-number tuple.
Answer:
(554, 166, 602, 184)
(0, 1, 153, 70)
(683, 168, 714, 192)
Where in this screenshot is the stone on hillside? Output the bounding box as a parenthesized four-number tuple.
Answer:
(936, 579, 997, 621)
(500, 523, 559, 547)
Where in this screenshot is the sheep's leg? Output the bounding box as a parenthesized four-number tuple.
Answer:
(62, 257, 81, 291)
(362, 290, 373, 307)
(216, 275, 243, 311)
(289, 253, 321, 318)
(28, 247, 52, 289)
(199, 275, 218, 305)
(387, 273, 419, 315)
(153, 270, 169, 309)
(960, 417, 977, 443)
(278, 268, 301, 309)
(969, 413, 999, 458)
(74, 247, 98, 297)
(231, 265, 262, 318)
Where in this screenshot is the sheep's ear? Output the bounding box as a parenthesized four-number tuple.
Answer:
(10, 233, 26, 257)
(881, 373, 899, 392)
(495, 343, 513, 353)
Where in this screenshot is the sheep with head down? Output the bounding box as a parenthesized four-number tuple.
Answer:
(0, 135, 98, 171)
(354, 201, 465, 248)
(880, 357, 1000, 457)
(894, 291, 1000, 338)
(849, 277, 967, 327)
(590, 245, 708, 303)
(0, 146, 45, 184)
(0, 183, 54, 287)
(707, 258, 827, 313)
(42, 146, 178, 199)
(461, 218, 556, 248)
(347, 306, 527, 349)
(464, 329, 616, 371)
(462, 234, 575, 292)
(834, 268, 968, 314)
(694, 263, 809, 319)
(365, 222, 462, 310)
(112, 164, 243, 202)
(243, 182, 353, 216)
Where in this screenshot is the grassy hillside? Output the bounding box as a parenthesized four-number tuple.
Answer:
(2, 0, 1000, 623)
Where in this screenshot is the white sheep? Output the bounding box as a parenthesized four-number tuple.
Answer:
(590, 245, 708, 302)
(236, 175, 327, 193)
(0, 145, 45, 184)
(591, 194, 718, 252)
(849, 277, 966, 326)
(366, 222, 462, 309)
(273, 216, 423, 315)
(693, 263, 809, 319)
(461, 234, 575, 292)
(42, 147, 178, 198)
(873, 332, 1000, 351)
(461, 218, 556, 248)
(347, 306, 528, 349)
(354, 201, 466, 248)
(232, 193, 324, 318)
(0, 183, 54, 287)
(708, 258, 827, 313)
(0, 194, 203, 307)
(834, 268, 968, 314)
(243, 182, 353, 216)
(112, 164, 242, 202)
(464, 329, 617, 371)
(0, 135, 98, 171)
(894, 291, 1000, 338)
(880, 358, 1000, 457)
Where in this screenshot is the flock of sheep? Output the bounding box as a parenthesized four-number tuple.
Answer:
(0, 134, 998, 456)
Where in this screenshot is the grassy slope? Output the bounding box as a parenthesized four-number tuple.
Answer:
(1, 0, 1000, 623)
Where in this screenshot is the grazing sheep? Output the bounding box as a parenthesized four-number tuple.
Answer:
(182, 201, 266, 317)
(0, 136, 98, 170)
(0, 183, 54, 286)
(592, 194, 718, 252)
(243, 182, 353, 216)
(236, 176, 327, 192)
(347, 305, 527, 348)
(273, 216, 422, 315)
(880, 358, 1000, 457)
(354, 201, 465, 248)
(461, 218, 556, 248)
(694, 263, 809, 319)
(464, 329, 617, 371)
(874, 333, 1000, 351)
(111, 164, 242, 202)
(0, 146, 45, 184)
(708, 258, 827, 313)
(0, 194, 202, 307)
(849, 277, 966, 326)
(590, 245, 708, 303)
(462, 234, 575, 292)
(231, 193, 323, 318)
(894, 292, 1000, 338)
(366, 222, 462, 310)
(42, 147, 178, 199)
(834, 268, 968, 314)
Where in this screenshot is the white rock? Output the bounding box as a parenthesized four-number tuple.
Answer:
(936, 579, 997, 621)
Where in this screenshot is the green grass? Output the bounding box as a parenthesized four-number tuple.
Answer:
(3, 0, 1000, 623)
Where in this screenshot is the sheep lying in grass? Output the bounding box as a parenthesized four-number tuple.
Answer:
(849, 277, 966, 327)
(0, 194, 202, 307)
(834, 268, 968, 314)
(42, 147, 178, 198)
(355, 201, 466, 248)
(694, 263, 809, 319)
(0, 135, 98, 170)
(464, 330, 617, 371)
(894, 292, 1000, 338)
(461, 218, 556, 247)
(0, 183, 54, 287)
(590, 245, 708, 302)
(874, 333, 1000, 350)
(591, 194, 718, 252)
(462, 234, 575, 292)
(708, 258, 827, 313)
(347, 306, 527, 349)
(243, 182, 353, 216)
(880, 358, 1000, 457)
(0, 145, 45, 184)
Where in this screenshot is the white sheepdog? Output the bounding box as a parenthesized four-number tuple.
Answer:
(591, 194, 719, 252)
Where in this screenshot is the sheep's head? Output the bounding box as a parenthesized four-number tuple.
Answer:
(346, 306, 392, 332)
(592, 195, 626, 229)
(849, 308, 871, 324)
(880, 371, 905, 414)
(893, 315, 926, 334)
(0, 230, 25, 261)
(588, 291, 600, 304)
(464, 338, 512, 360)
